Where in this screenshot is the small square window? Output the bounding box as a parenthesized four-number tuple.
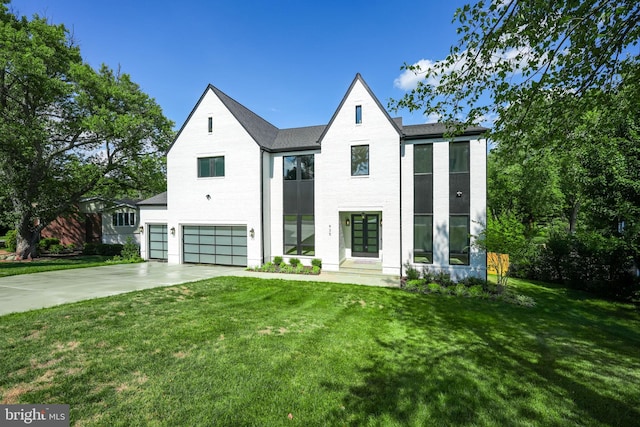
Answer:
(208, 117, 213, 133)
(198, 156, 225, 177)
(351, 145, 369, 176)
(355, 105, 362, 124)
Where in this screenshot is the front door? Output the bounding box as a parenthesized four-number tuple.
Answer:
(351, 214, 379, 258)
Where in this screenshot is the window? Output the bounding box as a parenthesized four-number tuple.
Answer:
(450, 215, 470, 265)
(284, 215, 315, 256)
(450, 142, 470, 173)
(112, 212, 135, 227)
(283, 155, 314, 180)
(414, 215, 433, 263)
(414, 144, 433, 174)
(208, 116, 213, 133)
(355, 105, 362, 124)
(198, 156, 225, 177)
(351, 145, 369, 176)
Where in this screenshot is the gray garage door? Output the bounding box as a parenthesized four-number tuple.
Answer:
(183, 225, 247, 266)
(148, 224, 168, 260)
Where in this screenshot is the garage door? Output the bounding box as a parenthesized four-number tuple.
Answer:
(148, 224, 168, 260)
(183, 225, 247, 266)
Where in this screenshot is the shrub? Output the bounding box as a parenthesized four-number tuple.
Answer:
(403, 261, 420, 281)
(295, 264, 305, 274)
(49, 244, 65, 254)
(39, 237, 60, 251)
(311, 265, 321, 275)
(83, 243, 123, 256)
(405, 279, 426, 292)
(280, 265, 293, 274)
(273, 256, 283, 265)
(433, 270, 453, 287)
(120, 237, 141, 261)
(289, 258, 301, 267)
(467, 285, 485, 297)
(427, 282, 442, 293)
(454, 284, 468, 297)
(421, 266, 434, 283)
(279, 262, 287, 270)
(311, 258, 322, 268)
(458, 276, 487, 288)
(66, 243, 76, 252)
(5, 230, 17, 252)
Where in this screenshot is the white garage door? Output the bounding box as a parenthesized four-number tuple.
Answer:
(148, 224, 168, 260)
(183, 225, 247, 266)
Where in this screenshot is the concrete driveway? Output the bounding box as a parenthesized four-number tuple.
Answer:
(0, 263, 244, 316)
(0, 262, 399, 316)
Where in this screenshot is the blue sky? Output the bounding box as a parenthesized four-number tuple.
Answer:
(11, 0, 469, 130)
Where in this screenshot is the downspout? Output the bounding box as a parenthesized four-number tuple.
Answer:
(260, 149, 265, 264)
(399, 135, 403, 277)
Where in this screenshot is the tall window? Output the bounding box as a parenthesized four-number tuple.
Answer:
(414, 144, 433, 263)
(351, 145, 369, 176)
(112, 212, 135, 227)
(355, 105, 362, 124)
(283, 155, 315, 255)
(450, 141, 470, 265)
(198, 156, 225, 177)
(207, 116, 213, 133)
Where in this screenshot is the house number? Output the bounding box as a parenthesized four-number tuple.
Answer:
(329, 224, 332, 236)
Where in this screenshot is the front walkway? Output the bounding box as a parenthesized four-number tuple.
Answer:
(0, 262, 399, 316)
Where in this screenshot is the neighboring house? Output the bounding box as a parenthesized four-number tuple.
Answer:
(139, 74, 487, 278)
(42, 198, 141, 246)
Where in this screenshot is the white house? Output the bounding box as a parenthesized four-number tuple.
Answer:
(139, 74, 487, 279)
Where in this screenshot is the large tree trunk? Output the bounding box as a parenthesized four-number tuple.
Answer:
(16, 215, 40, 260)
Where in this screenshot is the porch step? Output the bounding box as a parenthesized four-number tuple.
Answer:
(338, 260, 383, 276)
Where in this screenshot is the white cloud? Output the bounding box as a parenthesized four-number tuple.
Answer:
(424, 112, 442, 124)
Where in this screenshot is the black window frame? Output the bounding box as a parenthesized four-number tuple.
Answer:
(207, 116, 213, 133)
(197, 156, 225, 178)
(112, 212, 136, 227)
(449, 214, 470, 265)
(355, 105, 362, 124)
(351, 144, 369, 176)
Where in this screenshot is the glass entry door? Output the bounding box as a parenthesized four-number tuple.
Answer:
(351, 214, 379, 257)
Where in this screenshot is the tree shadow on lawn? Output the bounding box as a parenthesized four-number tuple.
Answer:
(323, 289, 640, 426)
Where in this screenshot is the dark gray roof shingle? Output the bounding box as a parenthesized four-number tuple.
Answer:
(138, 192, 167, 206)
(403, 123, 488, 138)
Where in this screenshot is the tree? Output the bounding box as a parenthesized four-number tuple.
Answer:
(0, 5, 174, 259)
(391, 0, 639, 140)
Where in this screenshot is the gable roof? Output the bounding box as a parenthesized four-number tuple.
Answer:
(138, 192, 167, 206)
(317, 73, 402, 144)
(168, 74, 488, 155)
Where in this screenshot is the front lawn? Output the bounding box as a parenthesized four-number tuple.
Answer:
(0, 256, 126, 277)
(1, 277, 638, 426)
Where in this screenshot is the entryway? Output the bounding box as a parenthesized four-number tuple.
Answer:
(351, 213, 379, 257)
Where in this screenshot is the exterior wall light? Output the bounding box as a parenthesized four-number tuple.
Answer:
(456, 191, 463, 198)
(139, 226, 144, 233)
(346, 218, 350, 226)
(170, 226, 176, 236)
(250, 228, 255, 239)
(206, 194, 211, 200)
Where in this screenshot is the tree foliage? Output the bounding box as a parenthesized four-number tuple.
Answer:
(0, 4, 174, 258)
(391, 0, 639, 139)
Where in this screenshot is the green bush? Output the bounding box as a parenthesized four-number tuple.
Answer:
(120, 237, 141, 261)
(405, 279, 426, 292)
(427, 283, 442, 293)
(421, 266, 434, 283)
(403, 261, 420, 281)
(83, 242, 123, 256)
(66, 243, 76, 252)
(311, 258, 322, 268)
(454, 284, 468, 297)
(295, 264, 305, 274)
(279, 262, 287, 270)
(467, 285, 485, 297)
(289, 258, 301, 267)
(5, 230, 17, 252)
(311, 265, 321, 275)
(458, 276, 487, 288)
(49, 244, 65, 254)
(273, 256, 283, 265)
(39, 237, 60, 251)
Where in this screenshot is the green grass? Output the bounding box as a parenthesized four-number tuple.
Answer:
(1, 277, 638, 426)
(0, 256, 119, 277)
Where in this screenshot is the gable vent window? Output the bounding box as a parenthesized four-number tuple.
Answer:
(208, 116, 213, 133)
(355, 105, 362, 124)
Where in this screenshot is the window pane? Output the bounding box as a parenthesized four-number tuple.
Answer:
(450, 142, 470, 173)
(130, 213, 135, 225)
(112, 213, 117, 227)
(300, 215, 315, 247)
(283, 156, 297, 180)
(214, 156, 225, 176)
(118, 212, 124, 227)
(351, 145, 369, 176)
(300, 155, 314, 180)
(355, 105, 362, 124)
(450, 215, 470, 265)
(198, 157, 211, 177)
(414, 144, 433, 174)
(208, 116, 213, 133)
(284, 215, 297, 245)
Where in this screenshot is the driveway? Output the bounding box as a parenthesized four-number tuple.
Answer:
(0, 263, 243, 316)
(0, 262, 399, 316)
